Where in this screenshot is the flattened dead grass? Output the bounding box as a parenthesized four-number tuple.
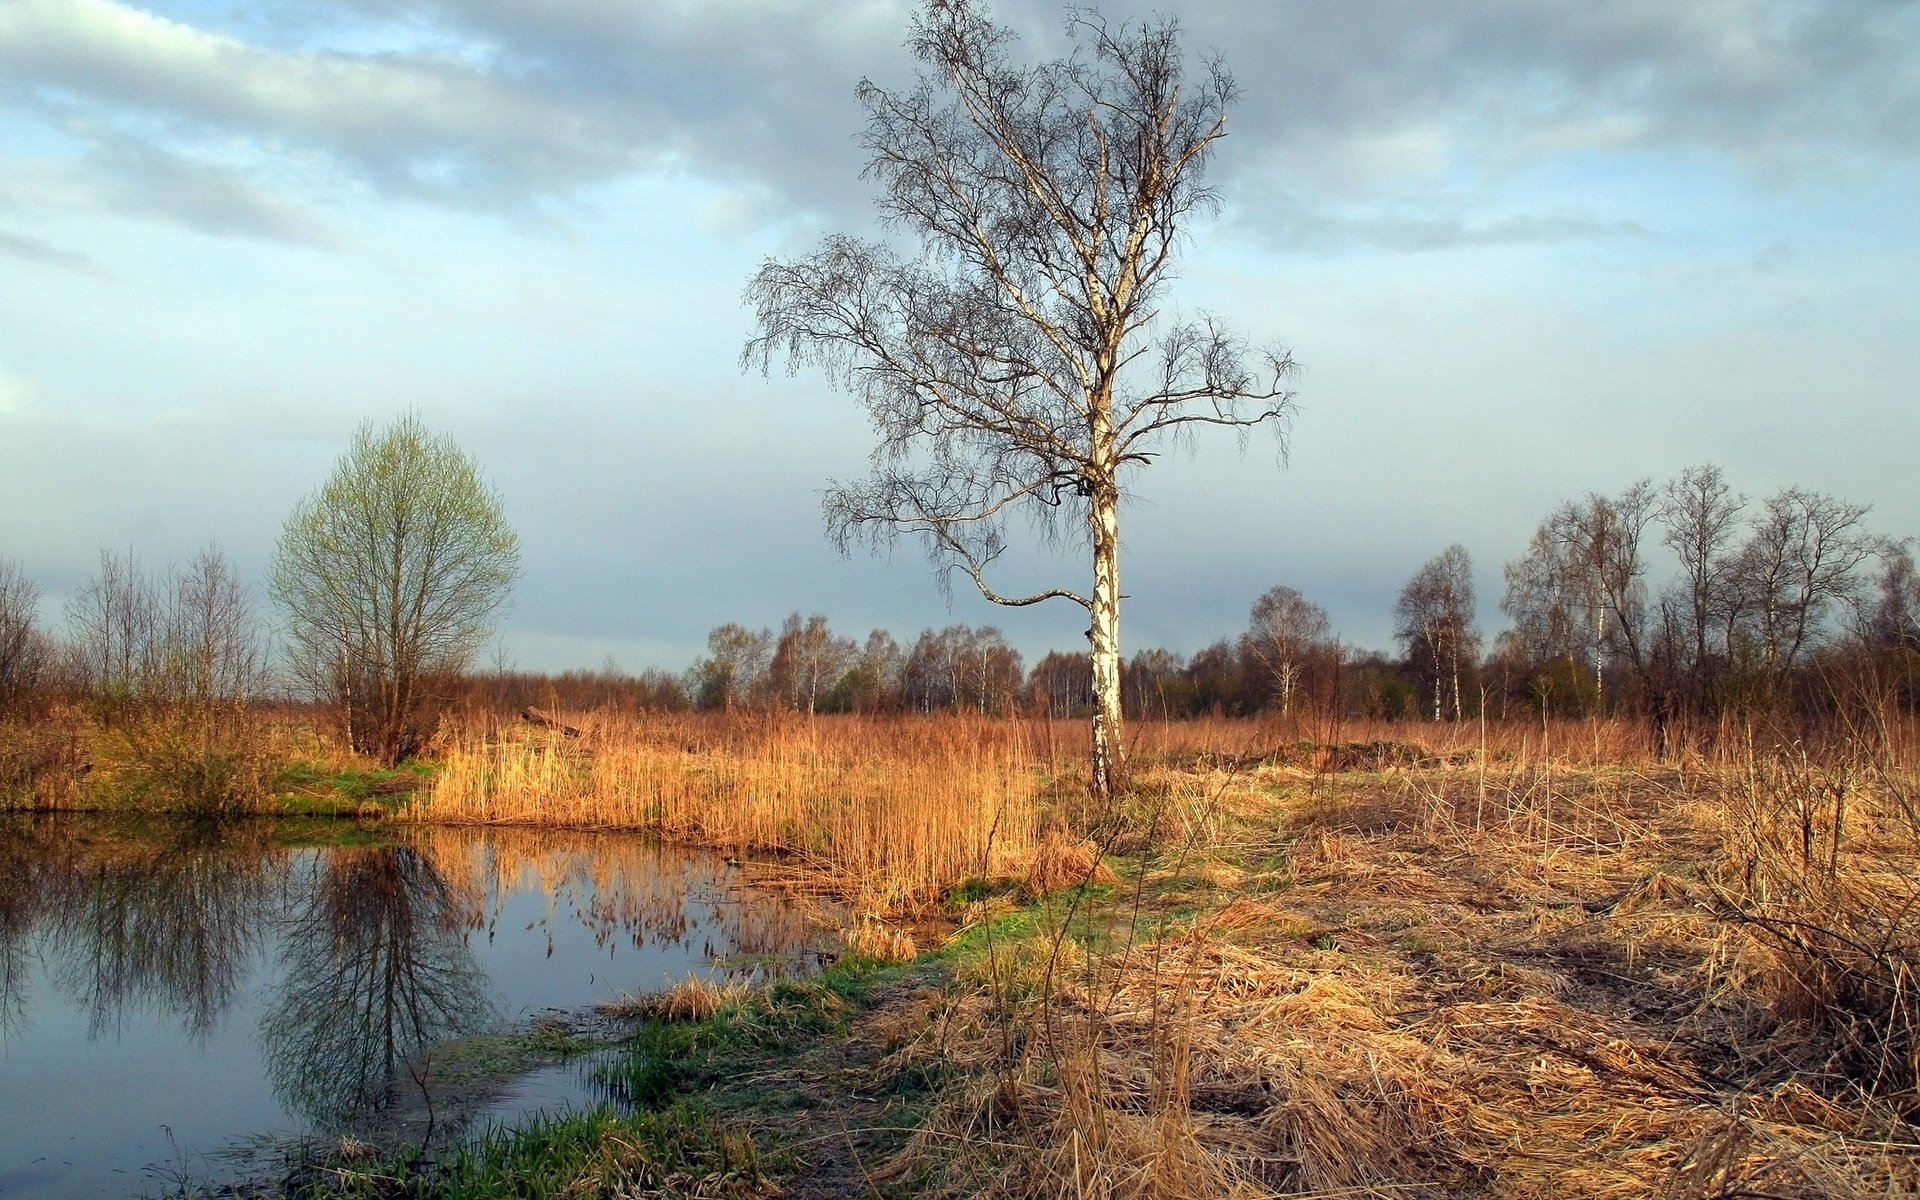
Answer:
(881, 752, 1920, 1200)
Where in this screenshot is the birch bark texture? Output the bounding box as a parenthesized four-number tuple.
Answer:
(743, 0, 1292, 798)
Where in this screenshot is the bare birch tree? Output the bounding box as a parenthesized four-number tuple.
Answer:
(1502, 484, 1656, 711)
(1245, 584, 1331, 717)
(1733, 486, 1876, 688)
(743, 0, 1293, 799)
(0, 559, 49, 719)
(1395, 545, 1478, 722)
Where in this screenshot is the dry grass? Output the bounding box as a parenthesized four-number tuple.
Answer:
(411, 711, 1043, 911)
(601, 973, 753, 1023)
(867, 731, 1920, 1200)
(843, 914, 921, 964)
(0, 715, 87, 807)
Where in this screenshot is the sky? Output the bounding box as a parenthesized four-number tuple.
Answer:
(2, 0, 1916, 676)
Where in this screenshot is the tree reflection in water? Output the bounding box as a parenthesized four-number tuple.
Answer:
(0, 817, 59, 1041)
(41, 821, 280, 1040)
(416, 826, 826, 979)
(260, 847, 493, 1130)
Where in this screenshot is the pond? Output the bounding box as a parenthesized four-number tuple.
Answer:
(0, 815, 827, 1198)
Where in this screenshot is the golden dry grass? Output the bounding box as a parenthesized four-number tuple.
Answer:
(600, 973, 752, 1023)
(410, 711, 1044, 911)
(869, 736, 1920, 1200)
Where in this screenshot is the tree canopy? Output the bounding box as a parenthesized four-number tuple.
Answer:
(271, 413, 518, 764)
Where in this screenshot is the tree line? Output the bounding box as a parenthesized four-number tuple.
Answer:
(4, 461, 1914, 751)
(457, 462, 1919, 736)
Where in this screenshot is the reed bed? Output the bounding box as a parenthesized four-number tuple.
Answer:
(411, 712, 1044, 911)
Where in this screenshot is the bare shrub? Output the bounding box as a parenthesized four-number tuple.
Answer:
(0, 718, 86, 808)
(1710, 749, 1920, 1096)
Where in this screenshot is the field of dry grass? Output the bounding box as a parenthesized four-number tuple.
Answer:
(396, 708, 1920, 1197)
(411, 711, 1047, 911)
(866, 736, 1920, 1198)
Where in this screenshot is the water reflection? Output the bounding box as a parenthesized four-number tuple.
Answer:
(51, 823, 279, 1040)
(418, 826, 824, 977)
(262, 847, 493, 1128)
(0, 818, 280, 1042)
(0, 814, 824, 1199)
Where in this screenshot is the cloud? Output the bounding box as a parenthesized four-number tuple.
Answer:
(82, 132, 336, 243)
(4, 0, 1914, 245)
(1238, 200, 1654, 254)
(1180, 0, 1920, 190)
(0, 0, 900, 228)
(0, 225, 98, 270)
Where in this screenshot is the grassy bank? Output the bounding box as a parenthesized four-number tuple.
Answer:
(214, 720, 1920, 1199)
(13, 707, 1920, 1196)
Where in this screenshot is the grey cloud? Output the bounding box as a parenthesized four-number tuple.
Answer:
(1172, 1, 1920, 188)
(2, 0, 1916, 241)
(1239, 200, 1654, 254)
(0, 225, 99, 271)
(84, 132, 336, 244)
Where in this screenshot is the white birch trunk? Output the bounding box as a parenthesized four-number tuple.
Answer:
(1090, 482, 1124, 800)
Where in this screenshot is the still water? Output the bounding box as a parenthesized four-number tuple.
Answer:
(0, 815, 823, 1198)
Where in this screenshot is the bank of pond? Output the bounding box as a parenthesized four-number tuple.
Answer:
(0, 814, 830, 1198)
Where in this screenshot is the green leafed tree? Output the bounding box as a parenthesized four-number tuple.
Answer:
(744, 0, 1292, 798)
(271, 414, 519, 764)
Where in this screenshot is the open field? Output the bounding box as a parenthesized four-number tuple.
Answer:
(375, 711, 1920, 1197)
(6, 708, 1918, 1196)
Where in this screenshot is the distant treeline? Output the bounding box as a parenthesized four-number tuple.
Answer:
(4, 463, 1916, 733)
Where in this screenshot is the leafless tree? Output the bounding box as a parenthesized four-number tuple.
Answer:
(1733, 486, 1877, 687)
(1869, 539, 1920, 653)
(1658, 464, 1746, 674)
(162, 544, 268, 714)
(1501, 483, 1657, 710)
(1244, 584, 1331, 718)
(1030, 649, 1094, 718)
(838, 629, 905, 713)
(689, 623, 773, 712)
(1395, 545, 1478, 722)
(769, 613, 857, 715)
(0, 559, 50, 719)
(66, 546, 161, 717)
(743, 0, 1293, 798)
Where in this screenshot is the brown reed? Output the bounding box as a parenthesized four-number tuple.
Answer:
(410, 711, 1044, 911)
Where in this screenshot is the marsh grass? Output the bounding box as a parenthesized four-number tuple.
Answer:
(863, 726, 1920, 1200)
(413, 712, 1043, 910)
(303, 1105, 775, 1199)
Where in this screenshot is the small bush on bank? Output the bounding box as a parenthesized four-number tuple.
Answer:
(0, 718, 86, 808)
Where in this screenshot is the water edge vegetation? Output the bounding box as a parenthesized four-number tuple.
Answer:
(4, 707, 1918, 1197)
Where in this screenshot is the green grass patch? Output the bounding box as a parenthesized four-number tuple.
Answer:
(304, 1105, 773, 1199)
(273, 760, 437, 816)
